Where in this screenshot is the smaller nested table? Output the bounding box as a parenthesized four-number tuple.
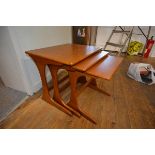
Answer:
(26, 44, 123, 124)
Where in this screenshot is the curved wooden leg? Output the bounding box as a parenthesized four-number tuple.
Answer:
(89, 78, 111, 96)
(90, 78, 97, 86)
(33, 60, 72, 116)
(48, 65, 80, 117)
(68, 71, 96, 124)
(34, 62, 51, 102)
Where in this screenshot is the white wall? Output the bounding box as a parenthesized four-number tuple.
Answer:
(96, 26, 155, 57)
(0, 27, 26, 92)
(8, 26, 72, 95)
(9, 26, 72, 59)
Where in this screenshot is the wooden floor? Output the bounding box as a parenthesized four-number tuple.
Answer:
(0, 56, 155, 129)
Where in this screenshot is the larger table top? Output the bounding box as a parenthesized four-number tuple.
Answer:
(26, 44, 101, 66)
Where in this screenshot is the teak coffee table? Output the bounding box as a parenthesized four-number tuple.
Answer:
(26, 44, 123, 124)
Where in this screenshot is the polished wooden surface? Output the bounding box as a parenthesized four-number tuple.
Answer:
(86, 55, 123, 80)
(26, 44, 101, 65)
(74, 51, 108, 71)
(0, 57, 155, 129)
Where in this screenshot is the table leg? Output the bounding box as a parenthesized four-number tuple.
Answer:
(48, 65, 80, 117)
(68, 71, 96, 124)
(89, 78, 111, 96)
(34, 61, 72, 116)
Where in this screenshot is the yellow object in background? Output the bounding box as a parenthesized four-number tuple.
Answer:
(127, 41, 143, 55)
